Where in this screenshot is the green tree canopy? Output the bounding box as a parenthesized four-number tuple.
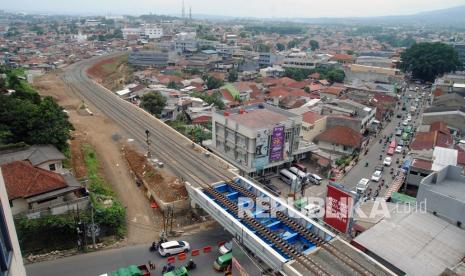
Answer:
(287, 39, 299, 49)
(400, 42, 462, 82)
(276, 43, 285, 51)
(140, 92, 167, 118)
(326, 69, 345, 83)
(309, 40, 319, 51)
(167, 81, 178, 89)
(203, 75, 224, 90)
(227, 69, 238, 82)
(256, 43, 270, 53)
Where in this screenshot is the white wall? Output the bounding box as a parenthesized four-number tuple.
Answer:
(0, 169, 26, 276)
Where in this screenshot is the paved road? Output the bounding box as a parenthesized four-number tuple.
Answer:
(341, 87, 428, 197)
(26, 227, 231, 276)
(62, 55, 234, 187)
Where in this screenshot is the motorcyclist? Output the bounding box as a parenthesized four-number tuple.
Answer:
(186, 259, 196, 270)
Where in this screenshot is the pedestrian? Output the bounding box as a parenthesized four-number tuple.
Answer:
(148, 260, 155, 270)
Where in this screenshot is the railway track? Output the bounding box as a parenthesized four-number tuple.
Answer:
(62, 57, 233, 188)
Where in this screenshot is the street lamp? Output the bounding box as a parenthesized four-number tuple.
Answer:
(145, 129, 151, 158)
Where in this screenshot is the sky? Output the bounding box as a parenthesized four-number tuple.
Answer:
(3, 0, 465, 18)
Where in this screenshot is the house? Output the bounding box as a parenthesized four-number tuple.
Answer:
(432, 93, 465, 108)
(314, 125, 363, 156)
(422, 106, 465, 134)
(319, 86, 346, 100)
(329, 54, 355, 65)
(0, 145, 66, 173)
(1, 161, 85, 216)
(300, 111, 327, 142)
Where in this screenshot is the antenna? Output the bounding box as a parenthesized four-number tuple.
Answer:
(182, 0, 185, 19)
(189, 6, 192, 20)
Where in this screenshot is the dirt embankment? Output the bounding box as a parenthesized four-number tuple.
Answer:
(122, 146, 188, 202)
(87, 54, 132, 91)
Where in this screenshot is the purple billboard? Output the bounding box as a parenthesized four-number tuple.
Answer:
(269, 125, 285, 162)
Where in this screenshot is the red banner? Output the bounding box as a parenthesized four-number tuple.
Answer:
(324, 184, 353, 233)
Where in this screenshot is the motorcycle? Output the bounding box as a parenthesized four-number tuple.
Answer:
(365, 162, 369, 167)
(379, 155, 382, 160)
(185, 260, 197, 270)
(162, 264, 175, 273)
(149, 242, 158, 252)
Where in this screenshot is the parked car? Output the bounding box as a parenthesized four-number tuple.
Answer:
(371, 170, 382, 182)
(402, 120, 409, 126)
(219, 241, 232, 255)
(158, 241, 190, 257)
(395, 146, 403, 153)
(356, 178, 370, 194)
(308, 173, 322, 185)
(383, 157, 392, 166)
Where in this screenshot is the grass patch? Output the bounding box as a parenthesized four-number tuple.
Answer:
(82, 144, 115, 197)
(101, 55, 128, 74)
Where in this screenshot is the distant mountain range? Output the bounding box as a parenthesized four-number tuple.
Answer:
(192, 5, 465, 27)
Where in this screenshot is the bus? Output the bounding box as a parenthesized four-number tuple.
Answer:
(213, 252, 232, 272)
(279, 169, 300, 186)
(402, 132, 410, 141)
(289, 167, 309, 184)
(403, 125, 413, 134)
(387, 146, 395, 156)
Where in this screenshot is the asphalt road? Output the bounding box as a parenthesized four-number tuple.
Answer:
(341, 87, 428, 197)
(26, 227, 231, 276)
(61, 54, 234, 187)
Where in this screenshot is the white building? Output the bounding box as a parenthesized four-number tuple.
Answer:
(0, 168, 27, 276)
(210, 104, 312, 176)
(282, 49, 318, 70)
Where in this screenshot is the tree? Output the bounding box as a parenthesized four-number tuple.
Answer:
(400, 42, 462, 82)
(284, 68, 312, 81)
(203, 76, 224, 90)
(276, 43, 285, 51)
(326, 69, 345, 83)
(227, 69, 238, 82)
(287, 39, 299, 49)
(309, 40, 319, 51)
(256, 43, 270, 53)
(167, 81, 178, 89)
(140, 92, 167, 118)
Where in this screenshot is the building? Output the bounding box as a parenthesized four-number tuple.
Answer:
(259, 66, 285, 78)
(345, 64, 402, 84)
(314, 125, 364, 156)
(406, 146, 465, 188)
(355, 56, 393, 68)
(0, 145, 66, 173)
(128, 51, 169, 67)
(1, 161, 86, 216)
(210, 104, 309, 176)
(258, 53, 281, 67)
(353, 204, 465, 276)
(300, 111, 327, 142)
(282, 49, 318, 70)
(417, 165, 465, 226)
(422, 106, 465, 134)
(453, 43, 465, 69)
(0, 168, 26, 276)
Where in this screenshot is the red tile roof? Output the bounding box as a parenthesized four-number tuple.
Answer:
(314, 125, 363, 148)
(330, 54, 355, 62)
(430, 121, 449, 133)
(192, 115, 211, 125)
(410, 131, 454, 151)
(320, 86, 345, 96)
(268, 87, 291, 98)
(412, 159, 433, 171)
(220, 88, 235, 102)
(457, 152, 465, 166)
(302, 111, 324, 124)
(1, 161, 67, 200)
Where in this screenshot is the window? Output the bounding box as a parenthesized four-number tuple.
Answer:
(0, 205, 13, 274)
(49, 163, 56, 171)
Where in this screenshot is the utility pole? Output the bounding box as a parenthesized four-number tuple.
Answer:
(145, 129, 151, 158)
(91, 203, 96, 249)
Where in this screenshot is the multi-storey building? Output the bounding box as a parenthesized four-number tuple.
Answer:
(211, 104, 312, 177)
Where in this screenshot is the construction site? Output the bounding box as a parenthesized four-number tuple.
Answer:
(186, 176, 395, 276)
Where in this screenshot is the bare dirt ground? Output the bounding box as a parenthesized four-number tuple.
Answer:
(33, 72, 161, 245)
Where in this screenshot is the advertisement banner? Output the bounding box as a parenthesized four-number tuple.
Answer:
(324, 184, 353, 233)
(255, 129, 269, 158)
(269, 125, 285, 162)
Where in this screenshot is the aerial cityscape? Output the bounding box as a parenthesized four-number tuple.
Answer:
(1, 1, 465, 276)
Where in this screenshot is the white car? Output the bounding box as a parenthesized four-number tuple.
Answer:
(371, 170, 382, 182)
(406, 116, 412, 122)
(402, 120, 409, 126)
(383, 157, 392, 166)
(219, 241, 232, 255)
(158, 240, 190, 257)
(356, 178, 370, 194)
(395, 146, 403, 153)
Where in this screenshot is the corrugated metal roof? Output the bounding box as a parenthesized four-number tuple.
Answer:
(432, 147, 458, 171)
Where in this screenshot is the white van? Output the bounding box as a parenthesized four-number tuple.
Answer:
(289, 167, 308, 184)
(279, 169, 299, 186)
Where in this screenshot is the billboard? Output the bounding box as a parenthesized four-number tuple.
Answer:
(255, 129, 269, 158)
(324, 183, 353, 233)
(269, 125, 285, 162)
